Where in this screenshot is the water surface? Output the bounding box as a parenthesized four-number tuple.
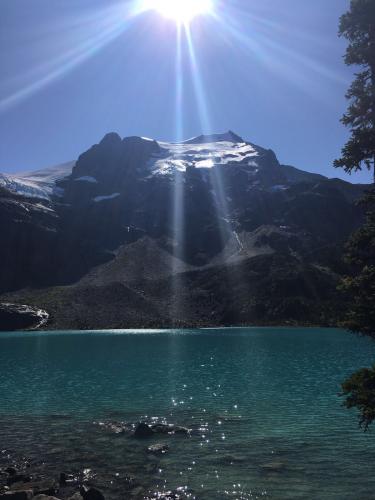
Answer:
(0, 328, 374, 499)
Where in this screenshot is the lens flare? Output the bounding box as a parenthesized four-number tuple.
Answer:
(146, 0, 213, 24)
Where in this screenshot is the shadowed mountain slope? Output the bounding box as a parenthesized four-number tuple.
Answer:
(0, 132, 368, 329)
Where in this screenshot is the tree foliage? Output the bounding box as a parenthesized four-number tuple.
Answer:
(339, 189, 375, 338)
(342, 365, 375, 431)
(340, 192, 375, 430)
(334, 1, 375, 429)
(334, 0, 375, 180)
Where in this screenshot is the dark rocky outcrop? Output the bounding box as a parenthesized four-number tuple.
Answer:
(0, 304, 48, 331)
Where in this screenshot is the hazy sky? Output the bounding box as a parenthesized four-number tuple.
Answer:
(0, 0, 371, 183)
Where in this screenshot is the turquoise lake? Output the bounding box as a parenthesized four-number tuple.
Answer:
(0, 328, 375, 499)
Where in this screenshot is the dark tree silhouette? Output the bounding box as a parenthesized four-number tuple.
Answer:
(334, 0, 375, 430)
(334, 0, 375, 182)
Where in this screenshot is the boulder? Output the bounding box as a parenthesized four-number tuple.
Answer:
(133, 422, 154, 438)
(33, 496, 61, 500)
(11, 480, 57, 496)
(6, 475, 31, 487)
(67, 494, 82, 500)
(4, 468, 17, 477)
(80, 486, 105, 500)
(59, 472, 77, 486)
(0, 491, 33, 500)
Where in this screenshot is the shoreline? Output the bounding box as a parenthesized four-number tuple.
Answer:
(0, 325, 345, 334)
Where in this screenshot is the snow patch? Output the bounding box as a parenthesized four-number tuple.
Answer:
(196, 158, 214, 169)
(75, 176, 98, 183)
(233, 231, 244, 252)
(94, 193, 120, 203)
(150, 137, 260, 178)
(1, 161, 74, 200)
(33, 203, 55, 213)
(270, 185, 288, 192)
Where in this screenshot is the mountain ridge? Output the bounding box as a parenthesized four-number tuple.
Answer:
(0, 131, 368, 330)
(0, 132, 368, 200)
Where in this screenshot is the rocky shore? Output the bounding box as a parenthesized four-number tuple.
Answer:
(0, 422, 193, 500)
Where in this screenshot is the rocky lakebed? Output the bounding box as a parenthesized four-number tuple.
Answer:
(0, 420, 200, 500)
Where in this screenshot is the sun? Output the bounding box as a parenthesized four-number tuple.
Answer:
(146, 0, 213, 24)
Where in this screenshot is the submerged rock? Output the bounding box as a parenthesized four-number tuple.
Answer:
(95, 421, 129, 434)
(0, 303, 49, 331)
(134, 422, 190, 439)
(145, 490, 189, 500)
(147, 444, 169, 454)
(129, 486, 144, 497)
(151, 424, 190, 436)
(134, 423, 154, 438)
(172, 426, 190, 435)
(217, 454, 247, 465)
(260, 461, 286, 473)
(149, 424, 174, 435)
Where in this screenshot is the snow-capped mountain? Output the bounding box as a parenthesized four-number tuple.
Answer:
(0, 131, 354, 202)
(0, 131, 368, 330)
(0, 132, 308, 201)
(0, 161, 74, 200)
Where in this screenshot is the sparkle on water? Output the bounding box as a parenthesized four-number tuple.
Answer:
(1, 327, 375, 500)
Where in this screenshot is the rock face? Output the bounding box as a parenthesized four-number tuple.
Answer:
(0, 131, 369, 328)
(0, 303, 49, 331)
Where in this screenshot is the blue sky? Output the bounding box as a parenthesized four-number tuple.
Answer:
(0, 0, 371, 183)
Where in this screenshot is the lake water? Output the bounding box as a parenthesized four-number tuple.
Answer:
(0, 328, 375, 499)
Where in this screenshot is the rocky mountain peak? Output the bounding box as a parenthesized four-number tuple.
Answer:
(0, 130, 370, 329)
(182, 130, 244, 144)
(99, 132, 122, 146)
